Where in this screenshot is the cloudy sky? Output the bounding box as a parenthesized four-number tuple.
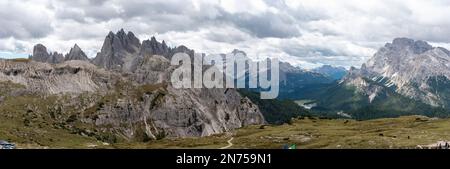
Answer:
(1, 0, 450, 69)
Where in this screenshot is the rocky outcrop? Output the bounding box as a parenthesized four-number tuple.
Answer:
(0, 60, 117, 94)
(91, 84, 265, 138)
(92, 29, 141, 71)
(102, 53, 265, 138)
(49, 52, 65, 64)
(140, 37, 170, 57)
(65, 44, 89, 61)
(30, 44, 64, 64)
(31, 44, 49, 62)
(92, 29, 200, 73)
(139, 37, 195, 59)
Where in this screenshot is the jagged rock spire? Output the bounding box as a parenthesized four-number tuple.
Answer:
(65, 44, 89, 61)
(31, 44, 64, 64)
(139, 36, 170, 57)
(92, 29, 141, 70)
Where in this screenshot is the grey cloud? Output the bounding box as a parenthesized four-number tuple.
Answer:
(282, 45, 343, 58)
(264, 0, 328, 21)
(53, 0, 121, 22)
(221, 12, 301, 38)
(55, 7, 85, 22)
(54, 0, 305, 38)
(0, 2, 53, 39)
(204, 26, 251, 43)
(119, 1, 192, 18)
(206, 31, 248, 43)
(117, 1, 224, 34)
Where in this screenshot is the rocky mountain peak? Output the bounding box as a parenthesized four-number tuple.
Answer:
(391, 37, 414, 47)
(344, 38, 450, 107)
(49, 52, 64, 64)
(31, 44, 49, 62)
(31, 44, 64, 64)
(139, 36, 170, 57)
(93, 29, 141, 70)
(106, 31, 115, 38)
(73, 43, 81, 50)
(387, 37, 433, 54)
(279, 61, 304, 73)
(65, 44, 89, 61)
(171, 45, 194, 58)
(93, 30, 197, 71)
(33, 44, 47, 52)
(150, 36, 157, 43)
(117, 28, 126, 36)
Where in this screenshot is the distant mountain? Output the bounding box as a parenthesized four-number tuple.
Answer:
(92, 29, 141, 71)
(313, 38, 450, 119)
(65, 44, 89, 61)
(361, 38, 450, 107)
(277, 62, 335, 100)
(30, 44, 64, 64)
(312, 65, 347, 80)
(31, 43, 89, 63)
(92, 29, 195, 72)
(224, 50, 335, 100)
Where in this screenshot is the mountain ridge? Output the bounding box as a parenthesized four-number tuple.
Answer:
(310, 37, 450, 119)
(2, 29, 266, 142)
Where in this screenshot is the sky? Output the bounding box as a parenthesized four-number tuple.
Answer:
(1, 0, 450, 69)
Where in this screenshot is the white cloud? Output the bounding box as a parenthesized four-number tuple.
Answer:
(0, 0, 53, 39)
(220, 0, 270, 14)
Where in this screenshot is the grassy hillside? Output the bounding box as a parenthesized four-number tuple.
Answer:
(110, 115, 450, 149)
(0, 81, 106, 148)
(2, 79, 450, 149)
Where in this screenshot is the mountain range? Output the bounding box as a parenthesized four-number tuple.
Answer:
(0, 29, 267, 143)
(309, 38, 450, 119)
(312, 65, 347, 80)
(1, 28, 449, 145)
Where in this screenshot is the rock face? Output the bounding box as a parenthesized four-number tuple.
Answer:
(91, 28, 200, 73)
(92, 54, 265, 138)
(65, 44, 89, 61)
(31, 44, 64, 64)
(140, 37, 170, 57)
(140, 37, 195, 59)
(0, 29, 265, 141)
(92, 29, 141, 71)
(0, 60, 117, 94)
(31, 44, 49, 62)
